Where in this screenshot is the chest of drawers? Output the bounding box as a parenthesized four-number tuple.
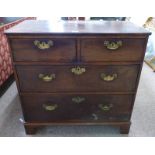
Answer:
(5, 20, 151, 134)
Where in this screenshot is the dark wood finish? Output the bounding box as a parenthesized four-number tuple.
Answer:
(24, 125, 37, 134)
(81, 38, 146, 62)
(13, 61, 142, 65)
(5, 20, 150, 135)
(20, 94, 133, 122)
(10, 38, 76, 62)
(16, 65, 139, 92)
(120, 122, 131, 134)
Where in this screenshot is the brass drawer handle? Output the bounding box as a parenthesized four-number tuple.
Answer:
(72, 97, 85, 104)
(71, 66, 86, 75)
(98, 104, 113, 111)
(39, 73, 55, 82)
(43, 104, 58, 111)
(104, 40, 122, 50)
(100, 73, 117, 82)
(34, 40, 54, 50)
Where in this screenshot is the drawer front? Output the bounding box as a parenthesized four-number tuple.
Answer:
(81, 38, 145, 62)
(17, 65, 139, 92)
(10, 38, 76, 62)
(21, 94, 132, 122)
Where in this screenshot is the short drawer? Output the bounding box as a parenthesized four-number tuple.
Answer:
(21, 94, 132, 122)
(81, 38, 146, 62)
(10, 38, 76, 62)
(16, 65, 139, 92)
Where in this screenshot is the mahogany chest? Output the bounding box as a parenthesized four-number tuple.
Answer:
(5, 20, 151, 134)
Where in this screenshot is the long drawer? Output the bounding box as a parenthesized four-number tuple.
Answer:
(21, 94, 132, 122)
(81, 38, 145, 62)
(16, 65, 139, 93)
(10, 38, 76, 62)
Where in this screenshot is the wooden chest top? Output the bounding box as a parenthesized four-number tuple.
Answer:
(5, 20, 151, 35)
